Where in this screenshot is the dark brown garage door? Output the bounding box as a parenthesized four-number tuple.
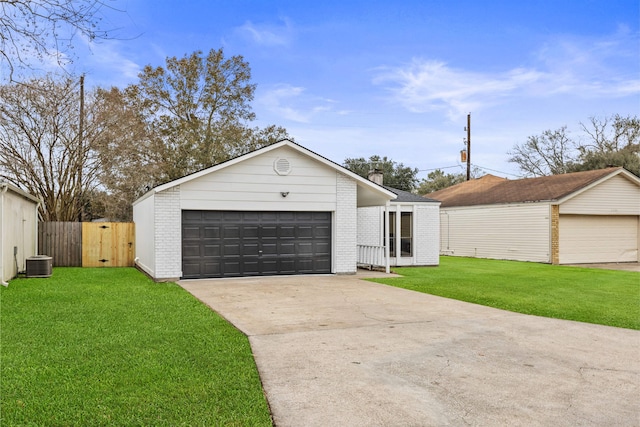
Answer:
(182, 211, 332, 279)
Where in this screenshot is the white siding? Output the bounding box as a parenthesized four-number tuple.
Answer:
(560, 175, 640, 215)
(415, 204, 440, 266)
(335, 173, 357, 274)
(559, 215, 639, 263)
(133, 193, 155, 278)
(1, 190, 38, 282)
(440, 203, 551, 263)
(180, 146, 338, 212)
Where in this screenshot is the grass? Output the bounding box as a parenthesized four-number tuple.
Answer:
(0, 268, 272, 426)
(372, 257, 640, 330)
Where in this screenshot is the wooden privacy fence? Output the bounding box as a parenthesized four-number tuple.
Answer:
(39, 222, 82, 266)
(39, 222, 135, 267)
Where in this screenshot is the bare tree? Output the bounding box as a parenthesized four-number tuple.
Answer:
(0, 74, 100, 220)
(0, 0, 113, 81)
(509, 116, 640, 177)
(572, 115, 640, 176)
(508, 126, 577, 176)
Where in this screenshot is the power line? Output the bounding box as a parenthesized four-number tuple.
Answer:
(471, 164, 521, 178)
(418, 165, 464, 172)
(418, 163, 522, 178)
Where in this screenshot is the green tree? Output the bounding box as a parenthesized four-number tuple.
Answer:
(92, 49, 292, 220)
(91, 85, 159, 221)
(416, 169, 466, 194)
(343, 155, 418, 192)
(124, 48, 291, 183)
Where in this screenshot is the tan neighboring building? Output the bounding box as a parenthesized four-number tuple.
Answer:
(427, 167, 640, 265)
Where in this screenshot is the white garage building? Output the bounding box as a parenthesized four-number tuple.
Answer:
(1, 182, 40, 283)
(428, 167, 640, 265)
(133, 140, 401, 280)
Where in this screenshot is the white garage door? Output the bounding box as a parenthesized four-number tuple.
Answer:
(559, 215, 639, 264)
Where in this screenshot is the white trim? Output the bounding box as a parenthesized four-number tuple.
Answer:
(0, 182, 41, 204)
(0, 185, 5, 285)
(384, 202, 390, 273)
(556, 168, 640, 205)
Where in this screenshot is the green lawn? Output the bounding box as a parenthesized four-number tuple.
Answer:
(0, 268, 272, 426)
(372, 257, 640, 330)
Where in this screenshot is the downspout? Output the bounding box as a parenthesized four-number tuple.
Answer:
(444, 211, 450, 250)
(34, 198, 40, 256)
(1, 183, 8, 286)
(384, 201, 390, 274)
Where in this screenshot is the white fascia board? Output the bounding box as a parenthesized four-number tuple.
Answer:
(391, 201, 441, 206)
(0, 182, 40, 204)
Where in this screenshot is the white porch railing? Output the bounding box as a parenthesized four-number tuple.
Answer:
(357, 245, 387, 269)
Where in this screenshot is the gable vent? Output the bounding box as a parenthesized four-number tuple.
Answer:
(274, 158, 292, 175)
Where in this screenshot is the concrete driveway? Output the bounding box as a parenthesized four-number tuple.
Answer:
(179, 272, 640, 427)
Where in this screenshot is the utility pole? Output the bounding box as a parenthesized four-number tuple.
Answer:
(78, 74, 85, 221)
(466, 113, 471, 181)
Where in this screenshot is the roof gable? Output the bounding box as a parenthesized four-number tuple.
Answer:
(134, 139, 396, 205)
(427, 168, 638, 207)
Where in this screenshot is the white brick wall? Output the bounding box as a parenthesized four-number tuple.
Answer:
(415, 205, 440, 265)
(335, 173, 357, 274)
(357, 206, 382, 246)
(154, 186, 182, 279)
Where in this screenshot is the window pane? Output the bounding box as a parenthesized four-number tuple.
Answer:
(400, 212, 412, 257)
(387, 212, 396, 257)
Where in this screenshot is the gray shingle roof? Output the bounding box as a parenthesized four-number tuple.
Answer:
(383, 186, 439, 203)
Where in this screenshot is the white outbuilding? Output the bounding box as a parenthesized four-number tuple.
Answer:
(1, 182, 40, 284)
(133, 140, 402, 280)
(428, 167, 640, 265)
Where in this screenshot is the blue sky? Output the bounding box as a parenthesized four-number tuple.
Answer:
(22, 0, 640, 179)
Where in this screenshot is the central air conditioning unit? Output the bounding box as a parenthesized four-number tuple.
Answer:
(26, 255, 53, 278)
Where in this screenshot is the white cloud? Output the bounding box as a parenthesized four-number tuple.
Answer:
(257, 83, 344, 123)
(373, 60, 545, 119)
(374, 30, 640, 120)
(85, 40, 140, 79)
(236, 18, 293, 47)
